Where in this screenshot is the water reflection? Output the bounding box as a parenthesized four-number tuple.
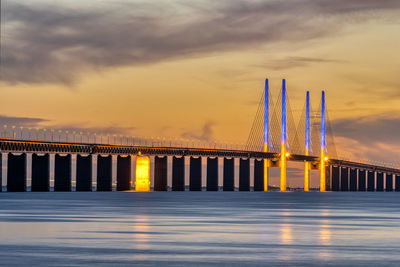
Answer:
(1, 192, 400, 266)
(133, 215, 150, 255)
(318, 210, 332, 260)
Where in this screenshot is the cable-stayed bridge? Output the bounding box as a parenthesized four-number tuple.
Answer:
(1, 79, 400, 192)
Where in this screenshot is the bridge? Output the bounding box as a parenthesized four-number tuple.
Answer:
(1, 79, 400, 192)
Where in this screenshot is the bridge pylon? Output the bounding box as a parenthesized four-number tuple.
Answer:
(304, 91, 311, 192)
(280, 79, 287, 192)
(264, 78, 269, 191)
(320, 91, 326, 192)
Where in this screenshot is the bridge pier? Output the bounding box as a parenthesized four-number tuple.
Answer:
(7, 153, 27, 192)
(206, 157, 218, 191)
(223, 158, 234, 191)
(32, 154, 50, 192)
(189, 156, 202, 191)
(97, 155, 112, 191)
(167, 156, 173, 191)
(154, 156, 167, 191)
(254, 159, 264, 191)
(367, 171, 375, 191)
(135, 155, 150, 192)
(172, 156, 185, 191)
(26, 153, 32, 191)
(201, 157, 207, 191)
(91, 155, 97, 191)
(331, 166, 340, 191)
(184, 156, 190, 191)
(340, 167, 349, 191)
(396, 175, 400, 192)
(350, 168, 357, 191)
(249, 159, 255, 191)
(54, 154, 72, 191)
(234, 158, 239, 191)
(239, 158, 250, 191)
(49, 154, 55, 191)
(0, 153, 3, 192)
(386, 173, 393, 192)
(149, 156, 155, 191)
(218, 157, 223, 191)
(76, 155, 92, 191)
(358, 169, 366, 191)
(376, 172, 384, 191)
(71, 155, 77, 191)
(117, 155, 131, 191)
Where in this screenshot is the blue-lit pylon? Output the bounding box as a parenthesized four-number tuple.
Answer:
(280, 79, 287, 192)
(304, 91, 310, 191)
(320, 90, 327, 192)
(263, 78, 269, 191)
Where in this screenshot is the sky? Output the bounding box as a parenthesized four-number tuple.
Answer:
(1, 0, 400, 179)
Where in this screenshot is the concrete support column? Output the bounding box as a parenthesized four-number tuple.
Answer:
(112, 155, 117, 191)
(132, 155, 136, 191)
(395, 175, 400, 192)
(54, 154, 71, 192)
(239, 158, 250, 191)
(154, 156, 167, 191)
(358, 169, 366, 191)
(184, 156, 190, 191)
(218, 157, 223, 191)
(167, 156, 172, 191)
(49, 154, 55, 191)
(201, 157, 207, 191)
(0, 153, 4, 192)
(386, 173, 393, 192)
(92, 155, 97, 191)
(249, 158, 255, 191)
(254, 159, 264, 191)
(234, 158, 239, 191)
(331, 166, 340, 191)
(206, 157, 218, 191)
(189, 157, 201, 191)
(377, 172, 384, 191)
(149, 156, 155, 191)
(26, 153, 32, 192)
(71, 154, 77, 191)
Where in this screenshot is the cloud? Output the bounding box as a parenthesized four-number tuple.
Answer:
(0, 115, 136, 138)
(2, 0, 399, 85)
(181, 121, 215, 141)
(0, 115, 48, 127)
(331, 114, 400, 145)
(331, 114, 400, 166)
(254, 56, 347, 70)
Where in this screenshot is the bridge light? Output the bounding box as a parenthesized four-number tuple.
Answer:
(135, 155, 150, 192)
(286, 152, 290, 157)
(324, 156, 329, 161)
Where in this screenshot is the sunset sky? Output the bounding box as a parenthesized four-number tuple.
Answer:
(1, 0, 400, 174)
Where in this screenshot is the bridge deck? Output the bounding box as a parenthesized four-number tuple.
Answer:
(1, 138, 399, 175)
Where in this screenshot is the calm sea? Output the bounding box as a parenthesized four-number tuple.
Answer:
(0, 192, 399, 266)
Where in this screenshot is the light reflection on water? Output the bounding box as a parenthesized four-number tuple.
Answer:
(0, 192, 400, 266)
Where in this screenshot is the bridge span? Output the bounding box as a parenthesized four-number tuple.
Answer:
(1, 138, 399, 192)
(1, 78, 399, 192)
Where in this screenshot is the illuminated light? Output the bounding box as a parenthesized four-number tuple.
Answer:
(324, 157, 329, 161)
(264, 78, 269, 192)
(135, 155, 150, 192)
(285, 152, 290, 157)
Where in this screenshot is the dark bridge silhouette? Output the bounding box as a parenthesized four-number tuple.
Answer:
(1, 79, 399, 192)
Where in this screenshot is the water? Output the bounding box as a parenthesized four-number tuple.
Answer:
(0, 192, 399, 266)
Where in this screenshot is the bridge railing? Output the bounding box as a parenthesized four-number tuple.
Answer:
(0, 125, 246, 151)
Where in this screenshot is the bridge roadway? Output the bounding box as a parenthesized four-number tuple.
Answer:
(1, 138, 399, 175)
